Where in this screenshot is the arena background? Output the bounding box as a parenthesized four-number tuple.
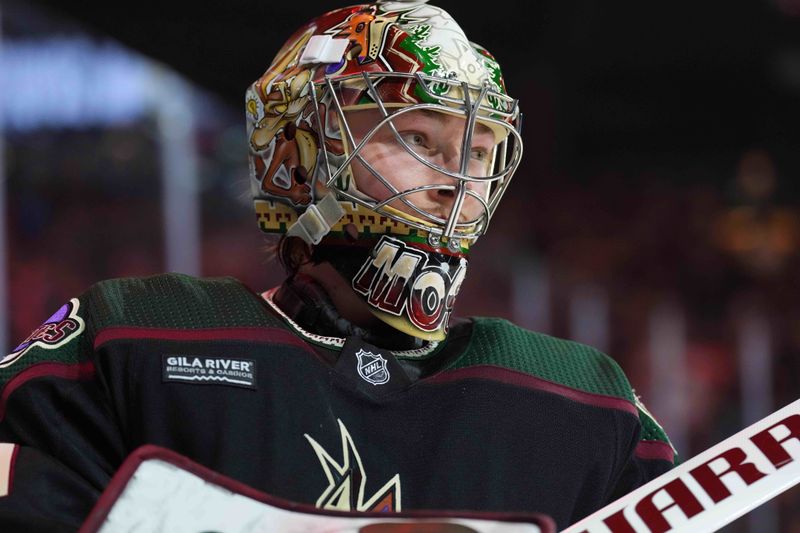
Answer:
(2, 0, 800, 530)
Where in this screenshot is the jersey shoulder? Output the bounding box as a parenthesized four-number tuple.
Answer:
(81, 272, 282, 334)
(1, 295, 90, 386)
(1, 273, 283, 386)
(447, 316, 634, 402)
(447, 317, 676, 456)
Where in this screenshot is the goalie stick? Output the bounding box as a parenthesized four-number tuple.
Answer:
(562, 398, 800, 533)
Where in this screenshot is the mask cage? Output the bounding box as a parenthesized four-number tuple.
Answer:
(310, 71, 523, 249)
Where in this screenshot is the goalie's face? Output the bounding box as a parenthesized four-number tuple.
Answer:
(345, 108, 497, 226)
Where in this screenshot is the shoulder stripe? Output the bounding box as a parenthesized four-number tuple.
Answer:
(634, 439, 675, 463)
(94, 326, 314, 353)
(455, 318, 635, 401)
(0, 361, 95, 422)
(426, 365, 638, 416)
(0, 443, 18, 497)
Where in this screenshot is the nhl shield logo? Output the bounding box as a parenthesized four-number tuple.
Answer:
(355, 349, 390, 385)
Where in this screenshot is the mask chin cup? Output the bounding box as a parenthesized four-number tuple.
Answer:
(346, 235, 469, 342)
(369, 308, 448, 342)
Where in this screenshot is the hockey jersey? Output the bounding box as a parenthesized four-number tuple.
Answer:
(0, 273, 676, 531)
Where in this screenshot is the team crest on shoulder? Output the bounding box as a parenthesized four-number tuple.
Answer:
(355, 349, 390, 385)
(1, 298, 85, 368)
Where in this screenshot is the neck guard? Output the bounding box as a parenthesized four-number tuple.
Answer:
(272, 273, 425, 351)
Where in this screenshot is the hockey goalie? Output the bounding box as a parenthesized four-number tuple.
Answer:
(0, 1, 681, 531)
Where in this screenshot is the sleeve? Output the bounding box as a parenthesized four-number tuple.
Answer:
(0, 444, 101, 532)
(0, 297, 126, 531)
(608, 394, 679, 503)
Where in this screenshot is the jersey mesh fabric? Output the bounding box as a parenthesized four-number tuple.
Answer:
(447, 317, 635, 401)
(3, 274, 286, 386)
(83, 273, 284, 336)
(638, 407, 673, 447)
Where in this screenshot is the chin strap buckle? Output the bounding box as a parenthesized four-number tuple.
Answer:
(286, 193, 345, 245)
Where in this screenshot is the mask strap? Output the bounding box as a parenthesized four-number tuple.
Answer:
(286, 193, 345, 245)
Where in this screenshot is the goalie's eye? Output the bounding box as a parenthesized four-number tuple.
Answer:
(471, 148, 489, 161)
(401, 132, 428, 148)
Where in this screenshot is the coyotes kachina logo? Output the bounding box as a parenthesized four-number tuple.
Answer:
(305, 419, 401, 512)
(1, 299, 85, 368)
(352, 236, 467, 332)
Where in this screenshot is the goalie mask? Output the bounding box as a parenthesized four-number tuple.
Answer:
(246, 0, 522, 341)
